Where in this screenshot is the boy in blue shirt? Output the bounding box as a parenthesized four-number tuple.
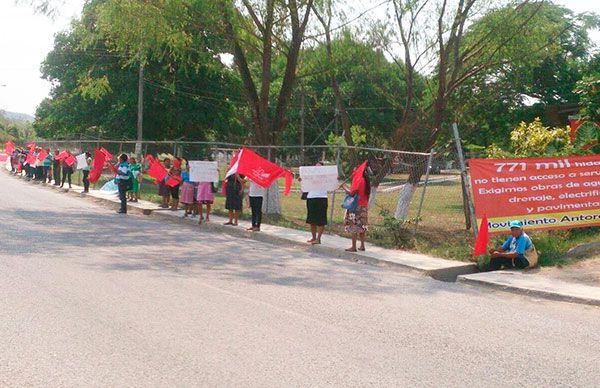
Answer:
(488, 220, 535, 270)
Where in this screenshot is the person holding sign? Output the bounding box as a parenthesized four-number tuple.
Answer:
(488, 221, 538, 270)
(301, 162, 330, 245)
(340, 161, 370, 252)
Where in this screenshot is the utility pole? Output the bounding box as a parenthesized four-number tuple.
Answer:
(135, 62, 144, 158)
(300, 85, 305, 165)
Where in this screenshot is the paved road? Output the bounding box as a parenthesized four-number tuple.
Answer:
(1, 172, 599, 387)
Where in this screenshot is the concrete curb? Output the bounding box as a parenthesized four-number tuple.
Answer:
(458, 273, 600, 307)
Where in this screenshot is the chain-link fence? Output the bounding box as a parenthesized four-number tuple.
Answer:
(32, 139, 469, 247)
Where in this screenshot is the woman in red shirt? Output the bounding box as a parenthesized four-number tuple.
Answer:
(340, 163, 371, 252)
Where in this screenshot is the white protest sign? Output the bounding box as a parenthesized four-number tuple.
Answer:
(189, 160, 219, 182)
(75, 153, 88, 170)
(299, 165, 339, 192)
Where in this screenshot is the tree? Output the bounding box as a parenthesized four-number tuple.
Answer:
(373, 0, 586, 218)
(34, 1, 244, 142)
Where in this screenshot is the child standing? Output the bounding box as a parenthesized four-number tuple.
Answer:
(180, 160, 195, 217)
(128, 156, 142, 202)
(196, 180, 215, 224)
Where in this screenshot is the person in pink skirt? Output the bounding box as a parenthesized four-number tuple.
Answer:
(196, 180, 215, 224)
(180, 160, 196, 217)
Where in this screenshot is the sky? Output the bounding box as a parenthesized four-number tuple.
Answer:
(0, 0, 599, 116)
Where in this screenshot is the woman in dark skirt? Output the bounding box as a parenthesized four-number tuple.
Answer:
(224, 173, 244, 226)
(306, 192, 328, 244)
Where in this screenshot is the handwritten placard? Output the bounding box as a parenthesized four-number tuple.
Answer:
(299, 165, 338, 192)
(76, 153, 88, 170)
(189, 161, 219, 182)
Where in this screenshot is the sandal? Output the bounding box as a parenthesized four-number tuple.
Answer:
(345, 248, 357, 252)
(224, 221, 233, 225)
(358, 247, 365, 251)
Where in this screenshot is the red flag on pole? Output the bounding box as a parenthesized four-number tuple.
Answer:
(147, 159, 168, 184)
(5, 141, 15, 155)
(37, 149, 48, 162)
(473, 215, 489, 257)
(55, 150, 69, 161)
(350, 160, 368, 192)
(100, 147, 113, 161)
(64, 155, 77, 167)
(88, 148, 106, 183)
(165, 175, 182, 187)
(25, 152, 37, 165)
(225, 147, 293, 195)
(108, 163, 118, 175)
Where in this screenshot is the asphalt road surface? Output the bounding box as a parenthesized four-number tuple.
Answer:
(1, 172, 599, 387)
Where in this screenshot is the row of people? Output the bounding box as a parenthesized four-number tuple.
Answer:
(113, 154, 372, 252)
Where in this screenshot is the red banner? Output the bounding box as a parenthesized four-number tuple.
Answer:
(469, 155, 600, 233)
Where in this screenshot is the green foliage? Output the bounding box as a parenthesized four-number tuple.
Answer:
(574, 74, 600, 122)
(449, 3, 600, 149)
(486, 118, 573, 157)
(376, 209, 420, 248)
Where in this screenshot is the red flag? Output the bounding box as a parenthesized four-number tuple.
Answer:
(64, 155, 77, 167)
(37, 149, 48, 162)
(165, 175, 182, 187)
(5, 141, 15, 155)
(88, 148, 106, 183)
(147, 160, 168, 183)
(0, 154, 8, 163)
(473, 215, 489, 257)
(225, 147, 293, 195)
(350, 160, 368, 192)
(25, 152, 37, 165)
(100, 147, 113, 161)
(26, 142, 36, 151)
(55, 150, 69, 160)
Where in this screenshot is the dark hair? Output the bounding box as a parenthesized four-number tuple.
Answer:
(85, 152, 91, 158)
(363, 169, 371, 197)
(119, 153, 128, 162)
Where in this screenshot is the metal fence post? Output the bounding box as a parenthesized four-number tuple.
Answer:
(329, 138, 343, 229)
(452, 123, 478, 237)
(414, 149, 435, 233)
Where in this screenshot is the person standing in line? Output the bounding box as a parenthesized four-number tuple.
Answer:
(168, 158, 182, 211)
(60, 152, 73, 188)
(247, 179, 265, 232)
(130, 156, 142, 202)
(115, 153, 131, 214)
(52, 149, 61, 185)
(127, 156, 141, 202)
(340, 164, 371, 252)
(224, 173, 244, 226)
(158, 158, 172, 208)
(180, 159, 195, 217)
(81, 152, 92, 193)
(196, 180, 215, 224)
(303, 161, 329, 245)
(42, 148, 52, 182)
(34, 147, 44, 181)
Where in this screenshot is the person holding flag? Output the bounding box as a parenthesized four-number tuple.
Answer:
(339, 161, 371, 252)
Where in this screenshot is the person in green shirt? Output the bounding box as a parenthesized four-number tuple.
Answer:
(128, 156, 142, 202)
